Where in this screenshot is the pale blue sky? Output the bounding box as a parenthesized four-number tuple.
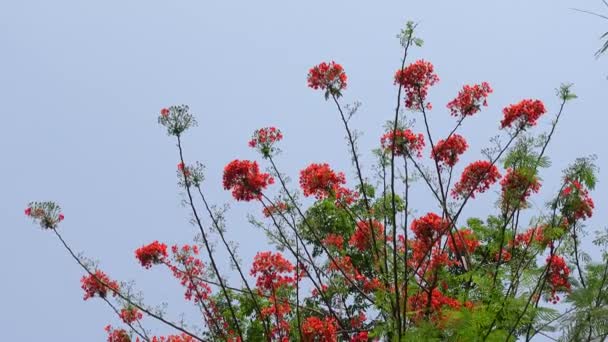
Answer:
(2, 0, 607, 340)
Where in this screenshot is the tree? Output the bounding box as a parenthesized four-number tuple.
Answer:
(25, 21, 607, 341)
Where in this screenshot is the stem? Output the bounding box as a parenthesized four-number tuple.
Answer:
(176, 135, 244, 340)
(53, 229, 207, 342)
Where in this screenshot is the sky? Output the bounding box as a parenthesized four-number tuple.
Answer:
(1, 0, 607, 340)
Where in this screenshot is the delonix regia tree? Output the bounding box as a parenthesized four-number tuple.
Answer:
(25, 22, 608, 341)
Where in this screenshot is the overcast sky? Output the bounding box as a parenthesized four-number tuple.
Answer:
(2, 0, 607, 340)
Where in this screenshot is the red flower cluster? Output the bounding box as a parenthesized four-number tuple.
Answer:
(262, 201, 289, 218)
(350, 332, 369, 342)
(431, 134, 468, 167)
(561, 179, 595, 221)
(451, 161, 501, 199)
(307, 61, 348, 96)
(349, 220, 385, 251)
(249, 127, 283, 157)
(24, 202, 64, 229)
(500, 99, 547, 129)
(500, 168, 541, 209)
(299, 163, 346, 200)
(223, 160, 274, 201)
(160, 108, 170, 117)
(149, 334, 196, 342)
(105, 325, 131, 342)
(494, 249, 512, 263)
(447, 229, 479, 255)
(411, 212, 448, 243)
(323, 233, 345, 249)
(514, 226, 551, 249)
(329, 256, 382, 293)
(546, 255, 571, 303)
(394, 59, 439, 110)
(81, 270, 120, 300)
(119, 306, 143, 324)
(251, 252, 295, 341)
(302, 316, 338, 342)
(446, 82, 493, 117)
(135, 241, 168, 268)
(380, 129, 425, 157)
(251, 251, 295, 291)
(408, 288, 460, 322)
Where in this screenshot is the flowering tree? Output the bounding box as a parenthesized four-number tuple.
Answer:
(25, 22, 608, 341)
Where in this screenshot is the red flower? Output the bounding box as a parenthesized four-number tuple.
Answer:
(514, 226, 551, 249)
(380, 129, 425, 157)
(299, 163, 346, 200)
(447, 229, 479, 255)
(105, 325, 131, 342)
(58, 213, 64, 221)
(494, 249, 512, 263)
(447, 82, 493, 117)
(81, 270, 120, 300)
(546, 255, 571, 303)
(451, 161, 501, 199)
(302, 316, 338, 342)
(262, 201, 288, 218)
(160, 108, 170, 117)
(324, 234, 345, 249)
(560, 179, 594, 221)
(394, 60, 439, 110)
(251, 251, 295, 291)
(135, 241, 168, 268)
(349, 220, 385, 251)
(223, 160, 274, 201)
(500, 99, 547, 129)
(24, 207, 32, 216)
(350, 332, 369, 342)
(119, 306, 143, 324)
(500, 168, 541, 209)
(249, 127, 283, 157)
(307, 61, 348, 97)
(408, 288, 460, 322)
(411, 212, 449, 243)
(431, 134, 468, 167)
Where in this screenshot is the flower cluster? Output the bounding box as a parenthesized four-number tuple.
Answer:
(262, 201, 289, 218)
(307, 61, 348, 98)
(81, 270, 120, 300)
(328, 256, 382, 293)
(251, 252, 295, 340)
(119, 306, 143, 324)
(176, 162, 204, 188)
(409, 213, 455, 273)
(105, 325, 131, 342)
(248, 127, 283, 158)
(251, 251, 295, 291)
(500, 168, 541, 210)
(324, 233, 345, 249)
(451, 161, 501, 199)
(223, 160, 274, 201)
(431, 134, 468, 167)
(380, 129, 425, 157)
(447, 229, 479, 255)
(514, 226, 551, 249)
(299, 163, 346, 200)
(560, 179, 595, 222)
(24, 201, 64, 230)
(500, 99, 547, 129)
(546, 255, 571, 303)
(135, 241, 168, 269)
(394, 59, 439, 110)
(157, 105, 197, 136)
(446, 82, 493, 117)
(408, 288, 461, 322)
(301, 316, 338, 342)
(349, 220, 385, 251)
